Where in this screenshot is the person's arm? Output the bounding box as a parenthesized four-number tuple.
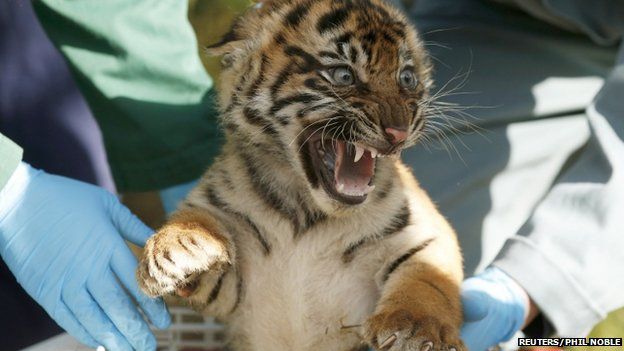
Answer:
(1, 134, 170, 350)
(459, 41, 624, 351)
(33, 0, 222, 193)
(493, 41, 624, 337)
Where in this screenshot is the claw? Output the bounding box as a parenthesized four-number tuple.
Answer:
(421, 341, 434, 351)
(379, 333, 398, 349)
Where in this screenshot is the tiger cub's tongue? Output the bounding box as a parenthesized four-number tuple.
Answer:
(334, 140, 375, 197)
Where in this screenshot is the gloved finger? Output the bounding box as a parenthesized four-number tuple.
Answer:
(51, 302, 99, 348)
(88, 268, 158, 351)
(62, 288, 133, 351)
(112, 247, 171, 329)
(108, 198, 154, 247)
(460, 290, 489, 322)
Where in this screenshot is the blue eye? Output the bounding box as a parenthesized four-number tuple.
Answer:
(399, 69, 417, 89)
(331, 66, 355, 86)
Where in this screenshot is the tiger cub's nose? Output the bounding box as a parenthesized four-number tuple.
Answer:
(385, 127, 408, 144)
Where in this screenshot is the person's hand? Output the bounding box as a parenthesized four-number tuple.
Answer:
(460, 267, 530, 351)
(0, 163, 170, 351)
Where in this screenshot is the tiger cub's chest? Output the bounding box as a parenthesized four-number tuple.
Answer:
(228, 226, 383, 351)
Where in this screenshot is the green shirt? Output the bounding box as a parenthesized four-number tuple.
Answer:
(0, 133, 23, 192)
(34, 0, 222, 192)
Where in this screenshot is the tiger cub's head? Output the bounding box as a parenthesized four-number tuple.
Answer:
(209, 0, 431, 207)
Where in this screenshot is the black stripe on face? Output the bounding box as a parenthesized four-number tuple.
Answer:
(271, 93, 324, 115)
(319, 50, 341, 60)
(298, 132, 319, 189)
(297, 102, 334, 118)
(304, 78, 332, 95)
(285, 1, 313, 27)
(284, 46, 321, 72)
(383, 238, 434, 282)
(243, 106, 281, 138)
(246, 54, 268, 98)
(271, 63, 294, 98)
(317, 7, 350, 34)
(349, 45, 359, 64)
(243, 107, 266, 126)
(334, 32, 354, 46)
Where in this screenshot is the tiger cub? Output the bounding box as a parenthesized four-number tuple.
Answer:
(137, 1, 464, 350)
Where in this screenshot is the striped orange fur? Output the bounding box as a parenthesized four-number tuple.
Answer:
(137, 1, 464, 350)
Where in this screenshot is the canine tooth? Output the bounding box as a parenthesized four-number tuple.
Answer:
(369, 147, 378, 158)
(354, 145, 365, 163)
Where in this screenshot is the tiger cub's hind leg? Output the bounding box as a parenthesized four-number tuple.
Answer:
(137, 208, 232, 303)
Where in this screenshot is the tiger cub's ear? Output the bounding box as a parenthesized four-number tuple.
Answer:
(205, 22, 252, 68)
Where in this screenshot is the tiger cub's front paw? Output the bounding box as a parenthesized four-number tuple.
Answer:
(364, 310, 465, 351)
(137, 220, 230, 298)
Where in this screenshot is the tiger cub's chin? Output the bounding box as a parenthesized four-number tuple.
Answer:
(138, 1, 465, 350)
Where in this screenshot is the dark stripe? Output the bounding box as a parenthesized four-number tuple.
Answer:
(243, 107, 280, 138)
(230, 270, 244, 313)
(318, 50, 341, 60)
(333, 32, 353, 45)
(317, 7, 350, 34)
(297, 102, 334, 118)
(270, 63, 294, 98)
(285, 1, 312, 27)
(298, 206, 326, 238)
(349, 45, 359, 63)
(419, 278, 452, 306)
(383, 238, 435, 282)
(177, 237, 192, 253)
(390, 24, 407, 40)
(284, 46, 321, 72)
(298, 135, 319, 189)
(361, 31, 377, 46)
(206, 26, 239, 49)
(304, 78, 332, 95)
(342, 204, 410, 263)
(205, 187, 272, 256)
(246, 54, 268, 97)
(243, 107, 265, 126)
(241, 215, 272, 255)
(381, 204, 410, 237)
(239, 152, 296, 224)
(380, 30, 397, 44)
(207, 271, 226, 304)
(341, 238, 366, 263)
(271, 93, 324, 114)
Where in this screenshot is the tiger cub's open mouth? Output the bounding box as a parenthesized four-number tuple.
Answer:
(307, 135, 381, 205)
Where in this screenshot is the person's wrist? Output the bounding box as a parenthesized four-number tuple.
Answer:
(483, 267, 528, 338)
(0, 162, 40, 220)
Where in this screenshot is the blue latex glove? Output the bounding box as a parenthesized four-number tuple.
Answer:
(0, 163, 170, 351)
(460, 267, 529, 351)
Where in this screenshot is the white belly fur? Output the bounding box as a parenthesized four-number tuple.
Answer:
(227, 229, 381, 351)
